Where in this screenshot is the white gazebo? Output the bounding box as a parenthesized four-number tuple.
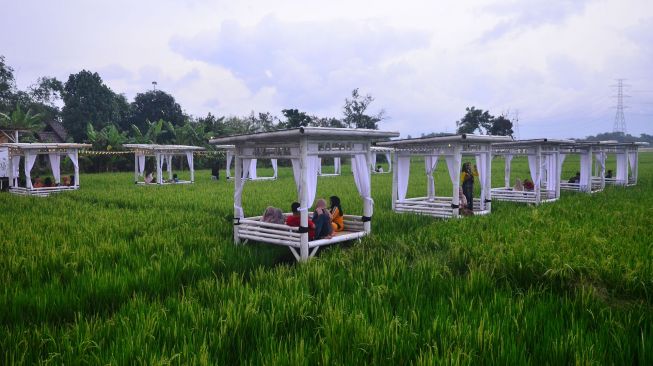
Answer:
(491, 139, 570, 204)
(124, 144, 204, 185)
(377, 134, 512, 218)
(559, 142, 605, 193)
(217, 145, 278, 181)
(1, 142, 90, 196)
(317, 157, 341, 177)
(589, 141, 646, 187)
(209, 127, 399, 262)
(370, 146, 393, 174)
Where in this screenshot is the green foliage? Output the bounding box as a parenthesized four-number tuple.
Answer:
(343, 88, 384, 129)
(129, 90, 185, 133)
(62, 70, 127, 141)
(0, 104, 44, 141)
(281, 108, 312, 128)
(456, 107, 514, 136)
(0, 153, 651, 363)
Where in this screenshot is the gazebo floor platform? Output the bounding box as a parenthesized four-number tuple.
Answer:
(394, 196, 490, 218)
(491, 187, 558, 204)
(136, 180, 193, 186)
(9, 186, 78, 197)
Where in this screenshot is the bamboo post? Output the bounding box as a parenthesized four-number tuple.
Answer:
(586, 146, 593, 192)
(633, 148, 639, 184)
(391, 151, 398, 211)
(156, 153, 162, 184)
(7, 151, 14, 188)
(190, 153, 195, 183)
(299, 137, 309, 261)
(452, 147, 461, 218)
(535, 146, 542, 203)
(363, 149, 372, 234)
(134, 153, 139, 183)
(74, 150, 80, 188)
(485, 150, 492, 213)
(555, 151, 561, 200)
(599, 149, 606, 191)
(504, 155, 511, 188)
(233, 152, 242, 244)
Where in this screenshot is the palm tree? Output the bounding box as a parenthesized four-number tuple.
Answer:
(0, 104, 44, 142)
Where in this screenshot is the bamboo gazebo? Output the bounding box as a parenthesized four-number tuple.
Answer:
(209, 127, 399, 262)
(124, 144, 204, 185)
(217, 144, 279, 181)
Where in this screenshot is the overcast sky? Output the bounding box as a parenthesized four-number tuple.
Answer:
(1, 0, 651, 138)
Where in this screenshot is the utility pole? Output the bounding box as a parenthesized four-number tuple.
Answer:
(152, 81, 157, 91)
(612, 79, 629, 134)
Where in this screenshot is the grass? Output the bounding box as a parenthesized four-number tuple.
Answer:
(0, 153, 651, 364)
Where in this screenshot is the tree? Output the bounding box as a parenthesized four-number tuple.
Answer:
(486, 115, 513, 136)
(129, 90, 185, 132)
(62, 70, 123, 141)
(456, 107, 493, 134)
(130, 119, 174, 144)
(0, 104, 44, 142)
(342, 88, 384, 129)
(312, 116, 345, 128)
(281, 109, 312, 129)
(0, 55, 17, 113)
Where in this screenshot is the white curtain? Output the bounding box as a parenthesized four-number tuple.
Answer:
(249, 159, 257, 179)
(226, 151, 233, 178)
(545, 154, 558, 193)
(334, 157, 341, 174)
(504, 154, 513, 187)
(166, 154, 173, 178)
(11, 155, 20, 183)
(541, 155, 548, 186)
(595, 151, 606, 177)
(385, 153, 392, 172)
(234, 158, 252, 218)
(425, 155, 438, 200)
(475, 154, 488, 209)
(445, 155, 457, 186)
(397, 156, 411, 201)
(186, 151, 194, 175)
(271, 159, 278, 178)
(317, 158, 323, 175)
(527, 155, 539, 186)
(628, 151, 637, 182)
(67, 151, 79, 186)
(49, 154, 61, 184)
(370, 153, 377, 170)
(137, 153, 145, 176)
(351, 153, 373, 215)
(580, 152, 591, 191)
(616, 153, 628, 184)
(25, 152, 37, 189)
(558, 154, 567, 182)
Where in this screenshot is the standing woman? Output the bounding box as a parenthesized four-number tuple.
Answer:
(460, 162, 478, 211)
(329, 196, 344, 232)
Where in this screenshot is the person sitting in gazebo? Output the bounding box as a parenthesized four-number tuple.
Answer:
(312, 199, 333, 240)
(33, 176, 44, 188)
(523, 178, 534, 191)
(568, 171, 580, 183)
(144, 172, 154, 184)
(329, 196, 345, 233)
(286, 202, 315, 240)
(605, 169, 613, 179)
(513, 178, 524, 191)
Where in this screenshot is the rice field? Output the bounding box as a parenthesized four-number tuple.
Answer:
(1, 153, 652, 364)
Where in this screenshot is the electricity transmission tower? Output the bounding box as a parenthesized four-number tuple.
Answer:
(512, 110, 520, 139)
(612, 79, 629, 134)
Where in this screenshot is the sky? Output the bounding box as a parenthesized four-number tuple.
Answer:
(1, 0, 652, 139)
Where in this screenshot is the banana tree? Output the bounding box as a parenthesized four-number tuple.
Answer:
(0, 104, 44, 142)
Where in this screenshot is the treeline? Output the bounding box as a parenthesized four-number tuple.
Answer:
(0, 55, 384, 172)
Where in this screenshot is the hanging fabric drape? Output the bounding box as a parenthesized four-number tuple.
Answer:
(234, 157, 252, 218)
(504, 154, 513, 187)
(445, 155, 458, 186)
(595, 151, 606, 177)
(351, 153, 373, 215)
(226, 150, 233, 178)
(48, 154, 61, 184)
(25, 152, 37, 189)
(185, 151, 194, 181)
(579, 152, 591, 191)
(334, 157, 341, 174)
(475, 154, 487, 210)
(137, 153, 145, 176)
(317, 158, 323, 175)
(385, 153, 392, 172)
(247, 159, 257, 179)
(425, 155, 438, 200)
(628, 151, 637, 183)
(540, 155, 548, 187)
(370, 153, 377, 170)
(397, 156, 411, 201)
(166, 154, 173, 179)
(545, 154, 558, 193)
(527, 155, 540, 186)
(616, 153, 628, 184)
(271, 159, 278, 178)
(11, 155, 20, 184)
(67, 151, 79, 185)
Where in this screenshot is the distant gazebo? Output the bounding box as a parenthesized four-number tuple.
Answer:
(1, 142, 90, 196)
(216, 144, 278, 181)
(124, 144, 204, 185)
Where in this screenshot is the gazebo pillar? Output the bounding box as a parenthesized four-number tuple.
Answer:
(156, 153, 163, 185)
(451, 147, 462, 218)
(233, 152, 242, 244)
(484, 149, 492, 213)
(391, 151, 398, 211)
(535, 145, 542, 203)
(363, 151, 372, 234)
(299, 137, 309, 261)
(134, 154, 139, 183)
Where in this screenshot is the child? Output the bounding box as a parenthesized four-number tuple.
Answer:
(312, 199, 333, 240)
(329, 195, 344, 232)
(285, 202, 315, 240)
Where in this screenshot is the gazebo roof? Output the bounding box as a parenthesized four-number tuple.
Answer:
(0, 142, 91, 151)
(493, 138, 573, 149)
(370, 146, 394, 152)
(209, 127, 399, 145)
(377, 134, 512, 148)
(123, 144, 205, 153)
